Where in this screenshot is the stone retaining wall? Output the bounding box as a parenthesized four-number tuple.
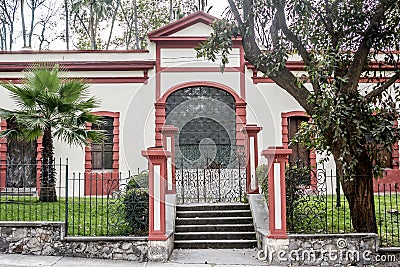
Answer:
(0, 222, 148, 262)
(288, 233, 378, 266)
(260, 233, 395, 266)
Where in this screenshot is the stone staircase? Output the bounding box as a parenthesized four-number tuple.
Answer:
(174, 203, 257, 249)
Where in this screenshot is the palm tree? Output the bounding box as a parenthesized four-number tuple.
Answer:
(0, 63, 104, 202)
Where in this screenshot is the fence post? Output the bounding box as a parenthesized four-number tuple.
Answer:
(242, 124, 262, 194)
(142, 147, 172, 261)
(261, 146, 292, 239)
(65, 158, 69, 236)
(161, 125, 179, 194)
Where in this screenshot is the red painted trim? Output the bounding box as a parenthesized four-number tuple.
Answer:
(0, 61, 155, 72)
(1, 77, 150, 84)
(159, 81, 246, 104)
(155, 81, 246, 147)
(261, 147, 291, 239)
(281, 111, 317, 188)
(247, 61, 400, 72)
(392, 121, 399, 169)
(0, 120, 42, 191)
(247, 61, 400, 84)
(155, 39, 242, 48)
(84, 111, 120, 196)
(281, 111, 308, 149)
(0, 50, 149, 54)
(148, 11, 217, 38)
(373, 169, 400, 192)
(242, 125, 262, 194)
(156, 45, 161, 100)
(161, 126, 179, 194)
(142, 148, 169, 241)
(239, 46, 246, 99)
(0, 120, 7, 190)
(159, 67, 241, 72)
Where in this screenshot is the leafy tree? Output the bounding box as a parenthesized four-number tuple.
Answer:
(0, 64, 104, 202)
(70, 0, 114, 49)
(116, 0, 170, 49)
(197, 0, 400, 233)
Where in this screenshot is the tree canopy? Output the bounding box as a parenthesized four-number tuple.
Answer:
(197, 0, 400, 233)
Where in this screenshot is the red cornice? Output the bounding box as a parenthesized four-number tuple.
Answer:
(148, 11, 217, 39)
(0, 77, 149, 84)
(246, 61, 400, 84)
(0, 61, 155, 72)
(246, 60, 399, 72)
(0, 49, 149, 54)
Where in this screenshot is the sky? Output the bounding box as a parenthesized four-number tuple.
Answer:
(208, 1, 229, 18)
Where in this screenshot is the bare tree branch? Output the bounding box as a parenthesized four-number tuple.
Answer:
(227, 0, 244, 29)
(344, 1, 397, 93)
(232, 0, 313, 113)
(273, 0, 311, 65)
(365, 72, 400, 100)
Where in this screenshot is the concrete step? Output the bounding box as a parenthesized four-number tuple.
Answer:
(174, 231, 256, 241)
(175, 224, 255, 233)
(175, 216, 254, 225)
(174, 240, 257, 249)
(176, 209, 252, 218)
(176, 203, 250, 211)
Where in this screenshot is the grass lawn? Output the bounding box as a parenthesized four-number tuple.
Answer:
(288, 194, 400, 247)
(0, 196, 139, 236)
(1, 193, 399, 246)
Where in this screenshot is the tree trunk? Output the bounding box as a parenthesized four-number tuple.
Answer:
(20, 0, 27, 47)
(133, 0, 139, 50)
(64, 0, 69, 50)
(334, 152, 377, 233)
(39, 126, 57, 202)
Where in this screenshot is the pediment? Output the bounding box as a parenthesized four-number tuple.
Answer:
(148, 11, 217, 40)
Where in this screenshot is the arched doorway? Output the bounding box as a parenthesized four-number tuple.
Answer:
(163, 84, 247, 203)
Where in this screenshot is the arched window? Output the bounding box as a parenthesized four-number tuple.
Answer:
(166, 86, 236, 167)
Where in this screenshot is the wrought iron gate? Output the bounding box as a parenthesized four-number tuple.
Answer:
(175, 144, 247, 203)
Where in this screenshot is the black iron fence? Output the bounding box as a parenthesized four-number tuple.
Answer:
(0, 159, 148, 237)
(285, 163, 400, 247)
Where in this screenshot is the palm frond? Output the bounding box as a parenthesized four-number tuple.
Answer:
(53, 126, 104, 147)
(0, 108, 14, 119)
(75, 96, 101, 110)
(59, 81, 90, 103)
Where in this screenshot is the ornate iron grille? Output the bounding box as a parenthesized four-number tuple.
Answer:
(175, 145, 247, 203)
(286, 163, 328, 233)
(166, 86, 236, 167)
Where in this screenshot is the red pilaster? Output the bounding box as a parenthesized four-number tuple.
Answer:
(0, 120, 7, 190)
(155, 103, 166, 147)
(261, 146, 292, 239)
(161, 125, 179, 194)
(242, 124, 262, 194)
(236, 102, 247, 146)
(393, 120, 399, 169)
(142, 147, 170, 241)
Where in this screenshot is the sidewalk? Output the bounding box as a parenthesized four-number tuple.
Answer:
(0, 249, 271, 267)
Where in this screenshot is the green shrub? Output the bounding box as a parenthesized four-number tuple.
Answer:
(123, 187, 149, 235)
(256, 164, 269, 201)
(121, 171, 149, 235)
